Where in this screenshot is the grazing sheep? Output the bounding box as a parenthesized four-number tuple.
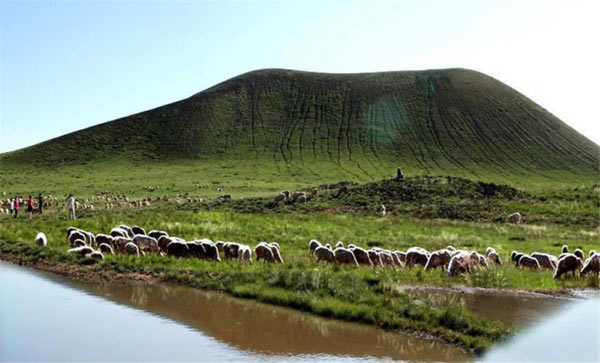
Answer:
(66, 226, 79, 238)
(446, 245, 456, 252)
(474, 252, 488, 268)
(531, 253, 558, 270)
(124, 242, 140, 256)
(88, 251, 104, 260)
(81, 231, 95, 246)
(200, 240, 220, 261)
(166, 241, 189, 258)
(554, 254, 583, 279)
(113, 237, 132, 254)
(187, 241, 207, 259)
(325, 243, 332, 250)
(35, 232, 47, 247)
(368, 249, 383, 267)
(377, 204, 386, 217)
(518, 255, 540, 270)
(118, 225, 134, 238)
(157, 236, 174, 254)
(447, 252, 472, 276)
(215, 241, 226, 254)
(405, 247, 430, 268)
(133, 235, 159, 254)
(486, 247, 496, 256)
(148, 230, 168, 241)
(314, 246, 335, 263)
(424, 249, 451, 270)
(487, 252, 502, 266)
(95, 234, 114, 248)
(255, 242, 275, 262)
(580, 254, 600, 276)
(561, 245, 569, 254)
(274, 191, 289, 203)
(513, 252, 526, 266)
(336, 241, 344, 249)
(507, 212, 521, 224)
(347, 244, 357, 250)
(238, 245, 252, 263)
(132, 226, 146, 236)
(296, 195, 307, 203)
(98, 243, 114, 255)
(334, 248, 359, 266)
(395, 251, 407, 264)
(223, 242, 241, 260)
(351, 247, 373, 266)
(269, 243, 283, 263)
(590, 250, 597, 257)
(574, 248, 584, 261)
(110, 227, 128, 238)
(68, 246, 94, 256)
(290, 191, 306, 202)
(378, 251, 395, 266)
(72, 239, 87, 248)
(308, 239, 321, 255)
(68, 230, 87, 247)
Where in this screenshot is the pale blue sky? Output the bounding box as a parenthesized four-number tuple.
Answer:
(2, 0, 599, 152)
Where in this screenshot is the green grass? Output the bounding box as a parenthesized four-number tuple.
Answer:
(2, 207, 598, 352)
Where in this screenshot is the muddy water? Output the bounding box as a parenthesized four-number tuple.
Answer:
(404, 286, 574, 328)
(0, 261, 470, 361)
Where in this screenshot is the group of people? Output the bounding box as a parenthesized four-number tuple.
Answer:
(8, 194, 43, 219)
(7, 193, 77, 220)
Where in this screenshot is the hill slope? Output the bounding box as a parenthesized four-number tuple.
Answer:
(2, 68, 598, 182)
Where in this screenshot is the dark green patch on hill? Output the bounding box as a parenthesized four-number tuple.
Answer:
(2, 68, 598, 184)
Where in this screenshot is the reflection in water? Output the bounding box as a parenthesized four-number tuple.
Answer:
(407, 288, 571, 328)
(483, 298, 600, 362)
(0, 261, 470, 361)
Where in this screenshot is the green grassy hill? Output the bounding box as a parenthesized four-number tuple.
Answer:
(1, 68, 598, 196)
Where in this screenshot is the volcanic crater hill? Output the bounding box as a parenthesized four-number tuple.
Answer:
(2, 68, 598, 181)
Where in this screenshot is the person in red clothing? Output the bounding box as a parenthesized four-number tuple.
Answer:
(27, 195, 34, 219)
(13, 196, 19, 218)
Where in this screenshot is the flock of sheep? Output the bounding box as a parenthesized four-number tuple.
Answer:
(33, 225, 599, 280)
(307, 240, 599, 279)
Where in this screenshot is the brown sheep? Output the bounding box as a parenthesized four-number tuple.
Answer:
(314, 246, 335, 263)
(487, 252, 502, 266)
(200, 240, 220, 261)
(187, 241, 207, 259)
(573, 248, 584, 261)
(67, 246, 94, 256)
(334, 247, 359, 266)
(124, 242, 140, 256)
(518, 255, 540, 270)
(157, 235, 173, 254)
(424, 249, 451, 270)
(148, 230, 168, 241)
(238, 245, 252, 263)
(166, 241, 188, 258)
(35, 232, 47, 247)
(290, 191, 306, 201)
(368, 249, 383, 267)
(113, 237, 132, 254)
(269, 243, 283, 263)
(98, 243, 114, 255)
(405, 247, 430, 268)
(351, 247, 373, 266)
(507, 212, 521, 224)
(110, 227, 128, 238)
(296, 195, 307, 203)
(223, 242, 241, 260)
(95, 234, 114, 248)
(554, 254, 583, 279)
(531, 253, 558, 270)
(255, 242, 275, 263)
(133, 235, 159, 254)
(274, 191, 288, 203)
(447, 252, 472, 276)
(395, 251, 407, 265)
(308, 239, 321, 255)
(378, 251, 395, 266)
(581, 254, 600, 276)
(131, 226, 146, 236)
(68, 230, 87, 247)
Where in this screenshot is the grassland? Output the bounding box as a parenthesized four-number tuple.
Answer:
(1, 204, 599, 353)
